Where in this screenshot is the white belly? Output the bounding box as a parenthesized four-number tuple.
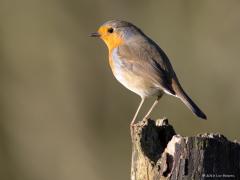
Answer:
(114, 69, 160, 97)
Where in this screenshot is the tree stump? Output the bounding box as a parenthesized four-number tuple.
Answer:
(130, 118, 240, 180)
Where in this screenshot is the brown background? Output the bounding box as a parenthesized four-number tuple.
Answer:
(0, 0, 240, 179)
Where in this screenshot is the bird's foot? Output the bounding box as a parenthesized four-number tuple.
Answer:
(155, 117, 168, 126)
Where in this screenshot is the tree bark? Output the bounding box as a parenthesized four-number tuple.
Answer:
(130, 118, 240, 180)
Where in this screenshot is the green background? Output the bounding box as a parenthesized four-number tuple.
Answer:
(0, 0, 239, 179)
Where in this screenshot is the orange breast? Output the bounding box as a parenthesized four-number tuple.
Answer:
(107, 38, 123, 73)
(98, 26, 124, 71)
(106, 35, 123, 51)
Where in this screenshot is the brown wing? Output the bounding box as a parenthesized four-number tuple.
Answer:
(117, 39, 176, 95)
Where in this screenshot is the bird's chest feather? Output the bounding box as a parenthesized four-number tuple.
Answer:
(109, 48, 132, 83)
(109, 48, 159, 97)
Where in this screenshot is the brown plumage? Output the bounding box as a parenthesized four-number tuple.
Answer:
(91, 20, 207, 125)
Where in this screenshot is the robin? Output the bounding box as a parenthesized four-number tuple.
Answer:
(91, 20, 207, 126)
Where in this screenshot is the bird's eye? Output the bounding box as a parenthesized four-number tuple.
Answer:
(107, 28, 114, 33)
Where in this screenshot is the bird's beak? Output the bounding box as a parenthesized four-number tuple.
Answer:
(89, 32, 100, 37)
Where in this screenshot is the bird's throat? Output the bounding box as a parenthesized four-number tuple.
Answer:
(103, 35, 123, 53)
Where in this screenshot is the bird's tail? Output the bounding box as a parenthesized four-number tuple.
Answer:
(179, 90, 207, 120)
(172, 80, 207, 120)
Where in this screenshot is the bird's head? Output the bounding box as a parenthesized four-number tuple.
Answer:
(90, 20, 142, 51)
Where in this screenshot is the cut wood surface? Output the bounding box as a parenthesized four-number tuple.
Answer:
(130, 119, 240, 180)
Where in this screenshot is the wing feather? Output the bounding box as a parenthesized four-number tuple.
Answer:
(117, 39, 176, 95)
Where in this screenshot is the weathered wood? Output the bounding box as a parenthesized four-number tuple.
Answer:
(130, 118, 240, 180)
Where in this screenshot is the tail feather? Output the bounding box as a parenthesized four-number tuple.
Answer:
(179, 90, 207, 120)
(172, 79, 207, 120)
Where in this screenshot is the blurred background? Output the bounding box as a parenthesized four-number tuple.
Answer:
(0, 0, 240, 179)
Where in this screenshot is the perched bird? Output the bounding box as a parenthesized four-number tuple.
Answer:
(91, 20, 207, 125)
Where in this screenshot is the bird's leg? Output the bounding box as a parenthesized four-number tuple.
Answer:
(143, 95, 162, 120)
(130, 97, 145, 126)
